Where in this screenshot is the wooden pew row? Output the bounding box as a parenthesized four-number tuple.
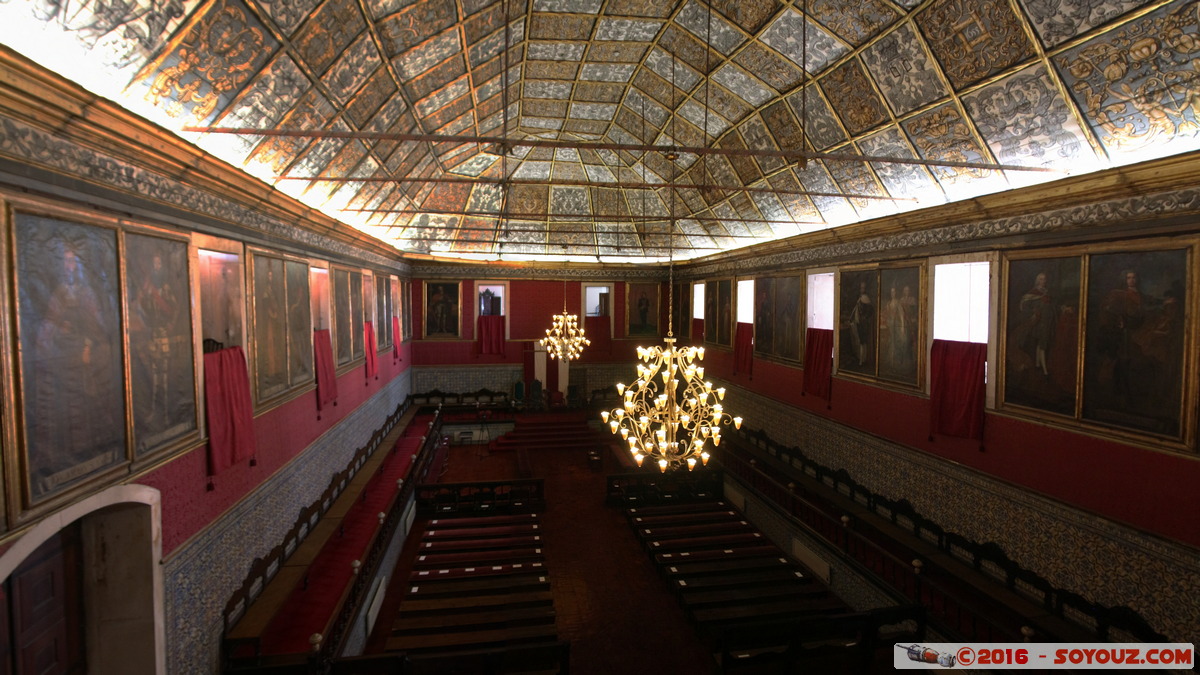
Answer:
(405, 572, 550, 598)
(637, 520, 754, 541)
(631, 508, 745, 528)
(423, 523, 541, 540)
(426, 513, 541, 529)
(419, 534, 543, 552)
(413, 547, 545, 568)
(410, 561, 545, 582)
(386, 512, 559, 664)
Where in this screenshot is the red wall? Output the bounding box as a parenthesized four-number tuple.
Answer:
(411, 279, 670, 365)
(140, 341, 412, 555)
(714, 350, 1200, 548)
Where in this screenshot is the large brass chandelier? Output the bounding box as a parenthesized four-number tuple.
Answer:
(540, 281, 589, 360)
(600, 87, 742, 471)
(602, 337, 742, 472)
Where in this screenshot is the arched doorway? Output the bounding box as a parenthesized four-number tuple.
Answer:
(0, 485, 163, 675)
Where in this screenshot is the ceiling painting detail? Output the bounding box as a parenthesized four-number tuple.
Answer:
(1, 0, 1197, 262)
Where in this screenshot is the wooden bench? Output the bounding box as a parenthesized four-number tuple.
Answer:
(387, 623, 559, 654)
(423, 523, 540, 540)
(399, 589, 554, 615)
(413, 547, 545, 568)
(630, 509, 743, 527)
(626, 500, 728, 517)
(662, 555, 797, 578)
(645, 531, 766, 552)
(420, 534, 542, 552)
(674, 568, 807, 591)
(654, 544, 781, 565)
(426, 513, 541, 529)
(410, 561, 545, 582)
(392, 605, 558, 634)
(405, 573, 550, 598)
(638, 520, 753, 540)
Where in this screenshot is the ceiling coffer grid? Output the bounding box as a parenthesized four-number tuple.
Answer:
(3, 0, 1196, 260)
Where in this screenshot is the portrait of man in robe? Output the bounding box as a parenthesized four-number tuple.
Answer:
(16, 215, 126, 500)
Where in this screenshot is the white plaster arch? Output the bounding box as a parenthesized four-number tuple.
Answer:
(1, 484, 164, 675)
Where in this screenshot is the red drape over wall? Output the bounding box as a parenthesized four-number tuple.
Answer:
(313, 329, 337, 410)
(584, 315, 611, 354)
(478, 315, 505, 355)
(929, 339, 987, 441)
(734, 322, 754, 376)
(364, 321, 378, 379)
(391, 316, 401, 361)
(803, 328, 834, 400)
(204, 346, 256, 476)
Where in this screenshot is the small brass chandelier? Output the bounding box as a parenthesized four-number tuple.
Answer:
(540, 280, 589, 360)
(600, 144, 741, 471)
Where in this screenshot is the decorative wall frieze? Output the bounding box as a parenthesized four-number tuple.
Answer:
(0, 115, 409, 275)
(410, 262, 668, 281)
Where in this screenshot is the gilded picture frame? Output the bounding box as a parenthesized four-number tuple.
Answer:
(625, 282, 660, 337)
(1082, 247, 1189, 438)
(1000, 253, 1083, 418)
(12, 211, 126, 503)
(424, 280, 461, 339)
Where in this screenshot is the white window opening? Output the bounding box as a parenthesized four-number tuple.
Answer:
(478, 283, 506, 316)
(692, 282, 705, 319)
(806, 272, 834, 330)
(583, 283, 611, 317)
(736, 279, 754, 324)
(933, 262, 990, 343)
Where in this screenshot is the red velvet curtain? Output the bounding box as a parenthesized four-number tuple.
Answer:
(734, 322, 754, 376)
(391, 316, 401, 361)
(364, 321, 378, 379)
(204, 346, 256, 476)
(584, 315, 611, 354)
(803, 328, 834, 400)
(930, 339, 987, 441)
(692, 318, 705, 343)
(313, 329, 337, 411)
(478, 315, 505, 355)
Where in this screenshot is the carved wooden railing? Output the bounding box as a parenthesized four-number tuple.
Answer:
(722, 427, 1166, 644)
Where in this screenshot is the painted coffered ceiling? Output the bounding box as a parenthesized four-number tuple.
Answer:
(2, 0, 1199, 262)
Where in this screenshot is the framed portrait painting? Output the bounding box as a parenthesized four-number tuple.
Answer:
(424, 281, 461, 338)
(285, 259, 312, 388)
(704, 279, 733, 347)
(1082, 248, 1188, 437)
(333, 267, 363, 366)
(252, 254, 289, 401)
(772, 275, 804, 362)
(753, 277, 775, 356)
(14, 213, 126, 501)
(626, 282, 659, 337)
(877, 267, 921, 386)
(1002, 255, 1082, 417)
(125, 232, 197, 457)
(839, 269, 878, 376)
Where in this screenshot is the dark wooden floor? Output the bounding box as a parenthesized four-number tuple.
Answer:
(367, 434, 717, 674)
